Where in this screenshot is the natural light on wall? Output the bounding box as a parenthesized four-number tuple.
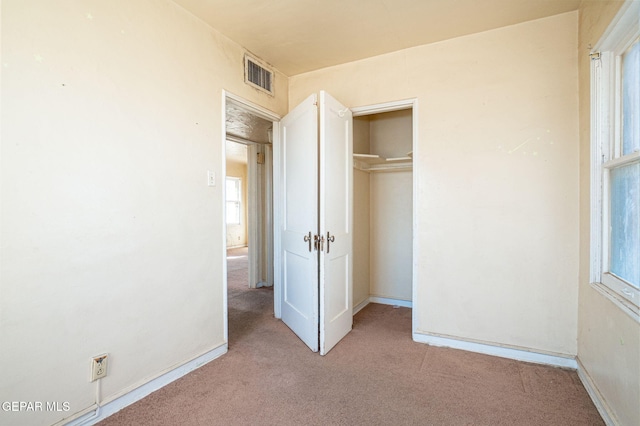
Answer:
(590, 1, 640, 321)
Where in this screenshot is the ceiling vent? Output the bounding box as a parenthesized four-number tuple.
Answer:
(244, 54, 274, 96)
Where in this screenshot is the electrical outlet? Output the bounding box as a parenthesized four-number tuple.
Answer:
(91, 354, 108, 382)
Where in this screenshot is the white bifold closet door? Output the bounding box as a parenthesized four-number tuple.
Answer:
(279, 91, 353, 355)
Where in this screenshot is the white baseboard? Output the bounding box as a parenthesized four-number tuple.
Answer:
(369, 296, 412, 308)
(353, 298, 370, 315)
(353, 297, 412, 315)
(413, 332, 577, 369)
(576, 358, 617, 426)
(65, 344, 228, 426)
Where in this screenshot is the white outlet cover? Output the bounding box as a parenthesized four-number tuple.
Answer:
(91, 354, 108, 382)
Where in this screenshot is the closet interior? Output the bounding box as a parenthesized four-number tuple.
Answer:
(352, 108, 413, 312)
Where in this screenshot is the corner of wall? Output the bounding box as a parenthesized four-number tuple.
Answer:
(576, 2, 640, 426)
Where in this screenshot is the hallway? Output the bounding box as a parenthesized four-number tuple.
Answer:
(226, 247, 274, 344)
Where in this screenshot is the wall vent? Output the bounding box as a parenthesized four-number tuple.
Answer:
(244, 54, 274, 96)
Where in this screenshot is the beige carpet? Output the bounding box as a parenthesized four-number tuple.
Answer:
(99, 249, 603, 425)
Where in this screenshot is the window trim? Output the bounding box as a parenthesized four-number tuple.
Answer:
(590, 0, 640, 322)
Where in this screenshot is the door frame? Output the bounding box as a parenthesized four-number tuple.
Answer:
(350, 98, 418, 337)
(273, 97, 418, 338)
(222, 90, 280, 343)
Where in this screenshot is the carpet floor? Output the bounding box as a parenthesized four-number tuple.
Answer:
(98, 247, 603, 425)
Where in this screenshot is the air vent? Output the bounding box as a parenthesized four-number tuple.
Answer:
(244, 54, 274, 96)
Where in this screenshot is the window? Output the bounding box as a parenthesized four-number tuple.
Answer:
(590, 1, 640, 321)
(226, 177, 242, 225)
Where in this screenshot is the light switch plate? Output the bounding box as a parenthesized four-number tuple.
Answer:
(207, 171, 215, 187)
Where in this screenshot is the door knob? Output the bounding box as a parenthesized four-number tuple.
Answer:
(303, 232, 312, 252)
(326, 232, 335, 253)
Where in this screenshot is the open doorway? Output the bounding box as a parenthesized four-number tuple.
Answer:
(350, 99, 417, 336)
(352, 108, 413, 312)
(223, 92, 279, 345)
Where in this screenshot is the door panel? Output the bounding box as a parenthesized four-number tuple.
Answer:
(319, 91, 353, 355)
(279, 91, 353, 356)
(325, 253, 349, 321)
(280, 94, 319, 352)
(283, 249, 315, 316)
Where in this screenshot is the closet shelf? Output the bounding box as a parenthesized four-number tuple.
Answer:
(353, 153, 413, 172)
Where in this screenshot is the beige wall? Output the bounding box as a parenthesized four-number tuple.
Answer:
(577, 2, 640, 425)
(369, 110, 413, 158)
(0, 1, 287, 425)
(370, 171, 413, 301)
(291, 12, 580, 356)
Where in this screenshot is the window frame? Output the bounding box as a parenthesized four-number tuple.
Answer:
(590, 0, 640, 322)
(225, 177, 242, 226)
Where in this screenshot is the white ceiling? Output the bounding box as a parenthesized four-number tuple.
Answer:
(173, 0, 582, 76)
